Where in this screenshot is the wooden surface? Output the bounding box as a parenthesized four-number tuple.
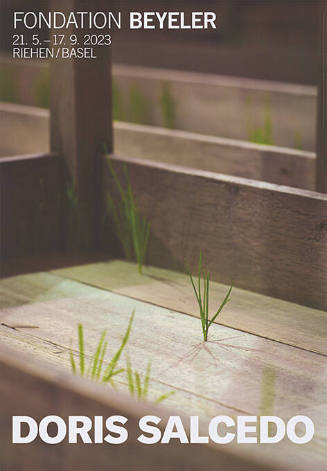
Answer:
(115, 122, 315, 190)
(52, 259, 327, 356)
(0, 103, 316, 191)
(50, 0, 112, 250)
(0, 153, 66, 274)
(0, 56, 316, 150)
(104, 155, 327, 311)
(0, 270, 326, 470)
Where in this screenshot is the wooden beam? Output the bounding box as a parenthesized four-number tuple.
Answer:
(317, 0, 327, 192)
(50, 0, 112, 249)
(0, 154, 66, 277)
(105, 156, 327, 311)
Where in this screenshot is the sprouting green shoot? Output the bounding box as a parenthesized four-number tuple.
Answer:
(189, 251, 232, 341)
(69, 310, 134, 385)
(247, 97, 273, 146)
(129, 84, 149, 124)
(106, 157, 151, 274)
(160, 82, 176, 129)
(126, 357, 174, 404)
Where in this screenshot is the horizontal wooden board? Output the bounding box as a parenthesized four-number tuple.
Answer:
(0, 272, 326, 470)
(0, 103, 315, 191)
(0, 57, 316, 149)
(103, 156, 327, 311)
(52, 259, 327, 356)
(115, 122, 315, 190)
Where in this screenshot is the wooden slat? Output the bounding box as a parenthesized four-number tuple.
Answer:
(0, 153, 66, 275)
(113, 63, 316, 151)
(51, 259, 327, 356)
(0, 103, 316, 190)
(103, 156, 327, 311)
(0, 272, 326, 471)
(115, 122, 315, 190)
(0, 56, 316, 150)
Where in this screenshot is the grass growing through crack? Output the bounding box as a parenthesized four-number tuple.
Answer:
(126, 357, 174, 403)
(189, 251, 232, 342)
(70, 311, 134, 385)
(106, 157, 150, 273)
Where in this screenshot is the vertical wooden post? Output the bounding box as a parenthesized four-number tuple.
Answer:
(50, 0, 112, 250)
(317, 0, 327, 193)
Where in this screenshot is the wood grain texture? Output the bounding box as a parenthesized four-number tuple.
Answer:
(0, 272, 326, 470)
(113, 63, 316, 151)
(0, 103, 316, 191)
(0, 56, 316, 150)
(103, 156, 327, 311)
(115, 122, 315, 190)
(51, 259, 327, 356)
(50, 0, 112, 250)
(0, 153, 66, 275)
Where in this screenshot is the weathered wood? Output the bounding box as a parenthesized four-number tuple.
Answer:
(115, 122, 316, 190)
(316, 0, 327, 193)
(104, 156, 327, 311)
(0, 154, 66, 276)
(0, 103, 316, 190)
(50, 0, 112, 250)
(1, 56, 316, 150)
(51, 259, 327, 356)
(0, 272, 326, 470)
(0, 103, 48, 157)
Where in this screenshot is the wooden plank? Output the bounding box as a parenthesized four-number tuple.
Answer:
(0, 272, 326, 470)
(103, 156, 327, 311)
(0, 103, 48, 157)
(0, 343, 286, 471)
(50, 0, 112, 250)
(0, 56, 316, 150)
(115, 122, 315, 190)
(113, 63, 316, 150)
(0, 154, 66, 275)
(51, 259, 327, 356)
(316, 0, 327, 192)
(0, 103, 316, 190)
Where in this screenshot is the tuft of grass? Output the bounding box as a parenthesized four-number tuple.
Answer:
(106, 157, 150, 274)
(189, 251, 232, 342)
(160, 82, 176, 129)
(126, 357, 174, 404)
(247, 97, 273, 146)
(129, 84, 150, 124)
(69, 310, 134, 385)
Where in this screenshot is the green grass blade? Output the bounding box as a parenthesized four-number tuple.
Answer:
(103, 310, 134, 382)
(156, 391, 175, 404)
(143, 360, 152, 399)
(208, 286, 233, 328)
(69, 349, 76, 374)
(135, 371, 142, 399)
(78, 324, 85, 376)
(96, 340, 108, 380)
(91, 330, 107, 379)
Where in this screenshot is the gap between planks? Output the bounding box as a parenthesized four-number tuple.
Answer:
(50, 259, 327, 357)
